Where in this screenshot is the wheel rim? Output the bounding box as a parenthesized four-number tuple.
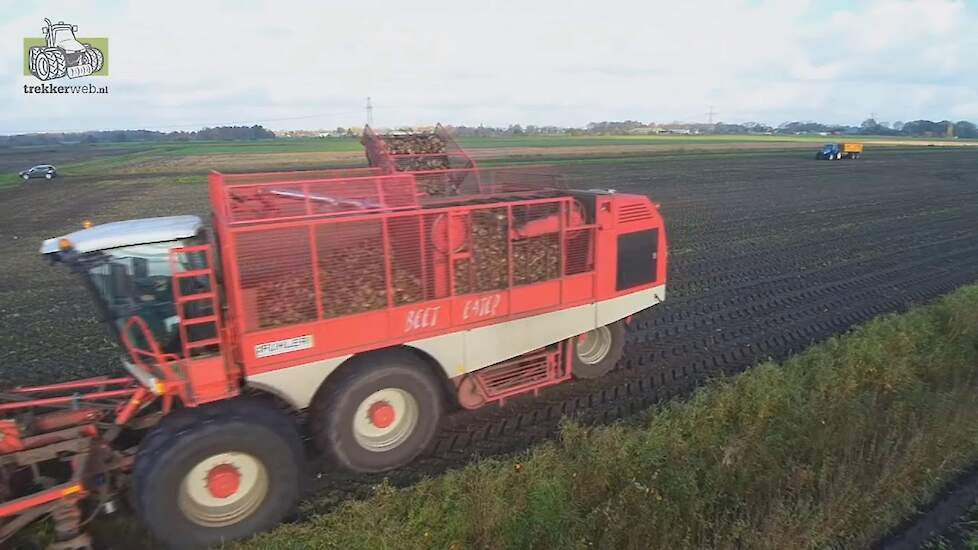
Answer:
(36, 56, 48, 79)
(576, 326, 613, 365)
(178, 452, 269, 527)
(352, 388, 419, 452)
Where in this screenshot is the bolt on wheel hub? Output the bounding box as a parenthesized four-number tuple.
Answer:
(368, 401, 396, 429)
(206, 463, 241, 499)
(353, 388, 420, 452)
(178, 452, 269, 527)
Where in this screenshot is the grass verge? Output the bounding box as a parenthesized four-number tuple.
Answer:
(241, 284, 978, 550)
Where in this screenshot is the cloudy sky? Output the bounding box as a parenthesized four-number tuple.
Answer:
(1, 0, 977, 134)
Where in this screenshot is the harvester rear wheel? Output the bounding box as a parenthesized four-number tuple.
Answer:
(309, 351, 445, 473)
(133, 399, 303, 549)
(572, 320, 626, 379)
(39, 49, 67, 80)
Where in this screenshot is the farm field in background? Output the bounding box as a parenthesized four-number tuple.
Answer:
(4, 133, 977, 185)
(2, 141, 978, 548)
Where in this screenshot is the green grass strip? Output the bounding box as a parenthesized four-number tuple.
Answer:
(241, 284, 978, 550)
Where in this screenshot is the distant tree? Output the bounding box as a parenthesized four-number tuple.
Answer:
(953, 121, 978, 139)
(713, 123, 748, 134)
(902, 120, 942, 136)
(891, 120, 904, 131)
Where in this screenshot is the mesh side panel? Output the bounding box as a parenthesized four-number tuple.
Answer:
(227, 184, 308, 223)
(220, 168, 381, 186)
(224, 176, 419, 223)
(388, 215, 426, 306)
(362, 128, 395, 172)
(565, 228, 595, 275)
(480, 169, 563, 194)
(514, 234, 560, 285)
(438, 125, 476, 170)
(316, 221, 387, 318)
(235, 228, 316, 331)
(512, 203, 561, 285)
(303, 179, 386, 215)
(457, 208, 509, 294)
(413, 170, 473, 196)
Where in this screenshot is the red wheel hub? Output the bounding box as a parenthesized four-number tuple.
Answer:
(206, 463, 241, 499)
(368, 401, 396, 429)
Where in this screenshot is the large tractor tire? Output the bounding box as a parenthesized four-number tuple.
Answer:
(35, 49, 67, 80)
(133, 399, 303, 549)
(309, 350, 445, 473)
(572, 320, 626, 379)
(28, 47, 42, 76)
(84, 46, 104, 72)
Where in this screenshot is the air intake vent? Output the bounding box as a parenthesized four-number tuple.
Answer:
(617, 202, 653, 223)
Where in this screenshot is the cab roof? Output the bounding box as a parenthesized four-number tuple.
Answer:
(40, 215, 202, 255)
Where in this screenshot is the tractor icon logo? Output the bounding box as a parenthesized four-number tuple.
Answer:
(26, 19, 105, 80)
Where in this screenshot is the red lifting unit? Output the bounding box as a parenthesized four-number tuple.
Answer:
(2, 148, 666, 548)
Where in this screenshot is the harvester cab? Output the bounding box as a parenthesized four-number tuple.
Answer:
(42, 19, 83, 51)
(42, 216, 206, 356)
(39, 214, 234, 411)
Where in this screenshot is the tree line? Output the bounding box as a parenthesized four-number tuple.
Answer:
(0, 125, 276, 147)
(3, 119, 977, 147)
(450, 119, 978, 139)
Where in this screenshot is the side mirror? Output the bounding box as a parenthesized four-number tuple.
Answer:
(42, 28, 48, 34)
(72, 25, 78, 32)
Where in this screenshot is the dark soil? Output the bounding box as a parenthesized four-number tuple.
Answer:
(2, 147, 978, 547)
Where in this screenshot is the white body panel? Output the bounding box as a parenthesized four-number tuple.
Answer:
(248, 284, 665, 409)
(40, 215, 202, 254)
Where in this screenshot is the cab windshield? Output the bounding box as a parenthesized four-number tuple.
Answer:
(51, 28, 77, 46)
(83, 239, 207, 355)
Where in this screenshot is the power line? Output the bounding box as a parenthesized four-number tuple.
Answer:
(706, 105, 718, 125)
(366, 97, 374, 126)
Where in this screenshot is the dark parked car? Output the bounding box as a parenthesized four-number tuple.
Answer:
(19, 165, 57, 180)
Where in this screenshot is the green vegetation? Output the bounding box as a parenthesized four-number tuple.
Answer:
(241, 285, 978, 550)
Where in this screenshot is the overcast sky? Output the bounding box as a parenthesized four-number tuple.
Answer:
(1, 0, 977, 134)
